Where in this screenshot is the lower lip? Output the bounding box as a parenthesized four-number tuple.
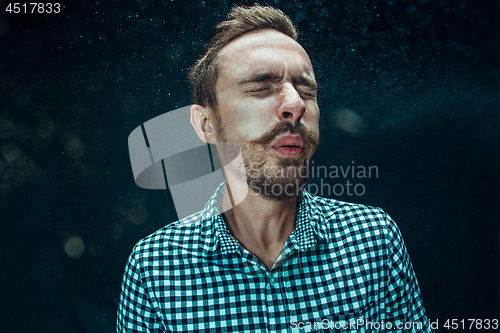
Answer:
(271, 146, 303, 157)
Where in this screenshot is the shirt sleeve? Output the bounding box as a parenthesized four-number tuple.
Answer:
(383, 212, 434, 332)
(117, 249, 163, 333)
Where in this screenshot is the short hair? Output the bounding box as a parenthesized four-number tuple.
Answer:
(188, 5, 298, 110)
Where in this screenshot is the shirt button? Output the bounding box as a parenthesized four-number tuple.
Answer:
(269, 277, 276, 284)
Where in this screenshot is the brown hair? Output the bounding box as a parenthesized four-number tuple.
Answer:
(188, 5, 298, 110)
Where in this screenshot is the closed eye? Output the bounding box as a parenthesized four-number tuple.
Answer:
(299, 89, 317, 98)
(248, 87, 273, 97)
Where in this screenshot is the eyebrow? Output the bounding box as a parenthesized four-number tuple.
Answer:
(238, 73, 281, 85)
(238, 72, 318, 91)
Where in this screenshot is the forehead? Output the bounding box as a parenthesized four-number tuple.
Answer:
(217, 29, 315, 83)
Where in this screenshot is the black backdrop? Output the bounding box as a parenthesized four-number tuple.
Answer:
(0, 0, 497, 331)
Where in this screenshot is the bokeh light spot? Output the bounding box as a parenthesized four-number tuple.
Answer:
(332, 108, 367, 137)
(127, 206, 148, 225)
(64, 236, 85, 259)
(65, 138, 85, 159)
(1, 143, 22, 164)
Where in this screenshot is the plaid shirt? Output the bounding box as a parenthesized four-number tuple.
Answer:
(117, 184, 432, 332)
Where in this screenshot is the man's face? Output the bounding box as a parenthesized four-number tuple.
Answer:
(214, 29, 320, 200)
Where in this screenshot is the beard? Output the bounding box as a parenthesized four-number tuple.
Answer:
(217, 120, 319, 201)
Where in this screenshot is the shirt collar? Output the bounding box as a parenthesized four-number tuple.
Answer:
(197, 183, 331, 256)
(287, 189, 331, 252)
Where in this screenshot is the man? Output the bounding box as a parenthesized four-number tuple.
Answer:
(118, 5, 432, 332)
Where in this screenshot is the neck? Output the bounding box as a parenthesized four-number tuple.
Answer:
(221, 168, 298, 270)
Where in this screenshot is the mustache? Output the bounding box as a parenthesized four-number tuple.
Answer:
(248, 122, 319, 148)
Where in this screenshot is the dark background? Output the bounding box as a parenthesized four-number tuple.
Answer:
(0, 0, 497, 331)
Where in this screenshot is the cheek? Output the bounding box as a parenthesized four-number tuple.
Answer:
(234, 103, 276, 138)
(233, 122, 266, 142)
(304, 106, 320, 130)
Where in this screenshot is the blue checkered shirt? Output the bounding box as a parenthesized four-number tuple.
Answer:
(117, 184, 432, 332)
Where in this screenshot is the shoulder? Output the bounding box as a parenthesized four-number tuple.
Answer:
(305, 192, 400, 241)
(128, 209, 209, 263)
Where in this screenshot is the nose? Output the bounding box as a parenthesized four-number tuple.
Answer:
(278, 84, 306, 123)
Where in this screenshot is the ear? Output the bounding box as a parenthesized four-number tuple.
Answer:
(190, 104, 217, 144)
